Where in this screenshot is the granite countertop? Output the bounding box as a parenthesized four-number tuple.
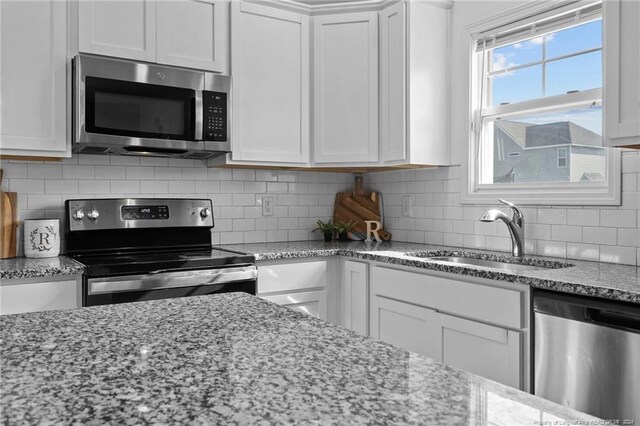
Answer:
(0, 256, 85, 280)
(0, 293, 597, 425)
(220, 240, 640, 304)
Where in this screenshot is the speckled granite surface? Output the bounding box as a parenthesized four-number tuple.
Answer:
(0, 256, 84, 280)
(1, 293, 597, 425)
(220, 241, 640, 304)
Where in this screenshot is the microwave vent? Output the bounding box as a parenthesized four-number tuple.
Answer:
(78, 145, 112, 155)
(182, 151, 218, 159)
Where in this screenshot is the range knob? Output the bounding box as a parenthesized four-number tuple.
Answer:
(87, 209, 100, 221)
(72, 208, 85, 221)
(200, 207, 211, 218)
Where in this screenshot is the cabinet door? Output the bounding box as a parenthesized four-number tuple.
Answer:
(0, 278, 81, 315)
(78, 0, 156, 62)
(313, 12, 378, 163)
(604, 0, 640, 147)
(230, 2, 309, 164)
(370, 296, 441, 361)
(0, 0, 69, 157)
(260, 290, 327, 320)
(439, 313, 522, 389)
(341, 260, 368, 336)
(157, 0, 228, 73)
(379, 2, 407, 162)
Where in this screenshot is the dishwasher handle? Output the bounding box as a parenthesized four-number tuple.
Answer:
(534, 289, 640, 334)
(586, 308, 640, 333)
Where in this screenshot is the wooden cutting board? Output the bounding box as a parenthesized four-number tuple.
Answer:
(1, 169, 18, 259)
(333, 176, 391, 241)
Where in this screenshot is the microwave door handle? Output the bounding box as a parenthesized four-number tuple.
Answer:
(194, 90, 203, 141)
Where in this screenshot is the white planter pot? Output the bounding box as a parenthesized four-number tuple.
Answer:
(23, 219, 60, 258)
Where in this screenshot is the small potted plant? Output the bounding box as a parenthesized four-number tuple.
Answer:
(335, 220, 356, 241)
(313, 219, 335, 242)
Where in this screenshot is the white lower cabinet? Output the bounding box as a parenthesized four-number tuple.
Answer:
(0, 276, 81, 315)
(256, 258, 335, 322)
(340, 260, 369, 336)
(260, 290, 326, 320)
(371, 295, 441, 360)
(438, 313, 522, 390)
(370, 264, 528, 391)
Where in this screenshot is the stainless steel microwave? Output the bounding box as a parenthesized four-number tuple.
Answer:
(73, 54, 230, 159)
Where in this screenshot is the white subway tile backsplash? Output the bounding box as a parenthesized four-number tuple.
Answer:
(10, 179, 44, 194)
(140, 181, 169, 194)
(600, 245, 636, 265)
(567, 209, 600, 226)
(551, 225, 582, 243)
(582, 227, 617, 245)
(125, 167, 155, 180)
(45, 180, 78, 194)
(111, 180, 140, 194)
(371, 152, 639, 265)
(154, 167, 182, 180)
(110, 156, 140, 166)
(232, 169, 255, 181)
(600, 209, 636, 228)
(537, 209, 567, 225)
(27, 164, 61, 179)
(95, 166, 126, 180)
(181, 168, 207, 180)
(567, 243, 600, 261)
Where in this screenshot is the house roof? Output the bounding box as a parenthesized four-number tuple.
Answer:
(495, 120, 602, 148)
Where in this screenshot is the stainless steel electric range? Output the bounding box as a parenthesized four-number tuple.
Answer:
(65, 198, 256, 306)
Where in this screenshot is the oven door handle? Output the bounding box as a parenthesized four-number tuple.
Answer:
(88, 266, 257, 295)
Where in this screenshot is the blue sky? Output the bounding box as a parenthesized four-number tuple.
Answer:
(489, 19, 603, 136)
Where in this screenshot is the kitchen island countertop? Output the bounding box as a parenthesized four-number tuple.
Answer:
(1, 293, 597, 425)
(220, 240, 640, 304)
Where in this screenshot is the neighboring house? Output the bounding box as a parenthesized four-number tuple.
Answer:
(493, 120, 606, 183)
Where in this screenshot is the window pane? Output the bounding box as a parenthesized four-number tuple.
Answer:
(481, 106, 605, 184)
(545, 50, 602, 96)
(490, 65, 542, 106)
(546, 19, 602, 59)
(490, 39, 542, 72)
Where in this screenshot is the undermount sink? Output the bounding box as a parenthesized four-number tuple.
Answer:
(405, 252, 572, 272)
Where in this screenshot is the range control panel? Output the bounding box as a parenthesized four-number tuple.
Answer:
(66, 199, 213, 231)
(203, 91, 227, 141)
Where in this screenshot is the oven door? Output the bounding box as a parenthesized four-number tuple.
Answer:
(74, 54, 204, 155)
(84, 266, 257, 306)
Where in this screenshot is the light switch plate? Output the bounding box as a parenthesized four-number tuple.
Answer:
(262, 196, 273, 216)
(401, 195, 412, 217)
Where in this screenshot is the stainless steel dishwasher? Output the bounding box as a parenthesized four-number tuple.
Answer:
(534, 289, 640, 422)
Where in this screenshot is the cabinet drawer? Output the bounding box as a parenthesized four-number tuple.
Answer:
(371, 266, 524, 329)
(260, 290, 327, 320)
(258, 260, 327, 294)
(0, 278, 80, 315)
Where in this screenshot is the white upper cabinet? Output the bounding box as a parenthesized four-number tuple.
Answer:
(603, 0, 640, 148)
(0, 0, 70, 158)
(229, 2, 309, 164)
(79, 0, 157, 62)
(379, 1, 449, 165)
(157, 0, 228, 72)
(79, 0, 228, 73)
(313, 12, 379, 164)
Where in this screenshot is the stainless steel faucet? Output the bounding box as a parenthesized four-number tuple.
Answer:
(479, 199, 525, 257)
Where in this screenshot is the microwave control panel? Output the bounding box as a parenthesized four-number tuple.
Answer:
(203, 91, 227, 141)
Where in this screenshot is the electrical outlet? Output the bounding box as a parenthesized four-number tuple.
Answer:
(262, 196, 273, 216)
(401, 195, 412, 217)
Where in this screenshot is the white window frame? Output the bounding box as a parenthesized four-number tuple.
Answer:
(557, 148, 568, 168)
(461, 0, 621, 206)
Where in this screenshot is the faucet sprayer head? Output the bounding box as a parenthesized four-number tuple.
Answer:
(479, 209, 511, 223)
